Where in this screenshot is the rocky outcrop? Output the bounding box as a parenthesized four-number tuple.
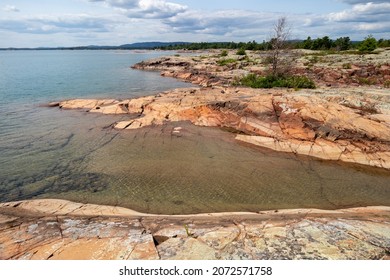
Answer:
(132, 56, 233, 87)
(55, 86, 390, 169)
(0, 199, 389, 260)
(132, 49, 390, 88)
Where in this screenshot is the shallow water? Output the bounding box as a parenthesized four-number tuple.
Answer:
(1, 50, 389, 214)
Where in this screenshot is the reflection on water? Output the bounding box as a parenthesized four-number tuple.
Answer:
(1, 107, 389, 214)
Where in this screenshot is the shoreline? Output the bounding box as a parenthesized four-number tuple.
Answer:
(4, 198, 390, 218)
(55, 86, 390, 170)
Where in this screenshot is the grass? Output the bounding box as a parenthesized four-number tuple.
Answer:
(358, 77, 377, 85)
(184, 224, 195, 238)
(342, 63, 352, 69)
(217, 58, 237, 66)
(236, 73, 316, 89)
(345, 50, 380, 55)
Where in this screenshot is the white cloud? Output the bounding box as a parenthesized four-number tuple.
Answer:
(328, 2, 390, 22)
(286, 2, 390, 38)
(89, 0, 187, 18)
(341, 0, 390, 4)
(0, 14, 117, 34)
(163, 10, 281, 36)
(3, 5, 20, 12)
(89, 0, 139, 9)
(358, 22, 390, 32)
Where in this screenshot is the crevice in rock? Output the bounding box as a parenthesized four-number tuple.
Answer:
(153, 235, 170, 246)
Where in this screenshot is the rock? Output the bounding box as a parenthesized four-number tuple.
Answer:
(1, 199, 389, 260)
(158, 238, 217, 260)
(132, 49, 390, 88)
(59, 99, 117, 110)
(47, 102, 60, 107)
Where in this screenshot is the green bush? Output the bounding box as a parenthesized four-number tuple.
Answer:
(358, 77, 376, 85)
(217, 58, 237, 66)
(236, 48, 246, 55)
(359, 35, 377, 52)
(220, 50, 228, 57)
(237, 73, 316, 89)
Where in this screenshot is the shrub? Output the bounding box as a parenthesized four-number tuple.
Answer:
(342, 63, 352, 69)
(359, 35, 377, 52)
(217, 58, 237, 66)
(237, 73, 316, 89)
(358, 77, 376, 85)
(236, 48, 246, 55)
(383, 80, 390, 88)
(262, 56, 274, 65)
(220, 50, 228, 57)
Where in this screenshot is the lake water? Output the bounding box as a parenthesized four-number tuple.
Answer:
(0, 50, 389, 214)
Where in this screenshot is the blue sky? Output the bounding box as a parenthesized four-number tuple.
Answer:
(0, 0, 389, 47)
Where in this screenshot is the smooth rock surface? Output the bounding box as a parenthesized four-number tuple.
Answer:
(0, 199, 389, 260)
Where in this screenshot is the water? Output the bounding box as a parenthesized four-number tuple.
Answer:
(1, 50, 389, 214)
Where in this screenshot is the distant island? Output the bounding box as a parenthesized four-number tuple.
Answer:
(0, 41, 191, 51)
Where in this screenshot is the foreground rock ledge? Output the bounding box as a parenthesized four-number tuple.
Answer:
(0, 199, 389, 260)
(55, 87, 390, 169)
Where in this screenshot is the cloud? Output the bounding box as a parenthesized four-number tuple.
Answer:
(3, 5, 20, 12)
(0, 14, 115, 34)
(341, 0, 390, 4)
(163, 10, 281, 36)
(89, 0, 187, 18)
(357, 22, 390, 32)
(328, 2, 390, 22)
(301, 2, 390, 38)
(89, 0, 138, 9)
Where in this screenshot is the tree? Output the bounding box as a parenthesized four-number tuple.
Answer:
(269, 17, 290, 76)
(359, 35, 377, 52)
(334, 37, 351, 51)
(302, 36, 313, 49)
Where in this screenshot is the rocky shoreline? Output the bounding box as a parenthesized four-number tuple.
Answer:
(1, 199, 389, 260)
(52, 49, 390, 169)
(2, 49, 389, 260)
(55, 86, 390, 169)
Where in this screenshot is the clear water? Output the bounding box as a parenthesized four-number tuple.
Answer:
(1, 50, 389, 214)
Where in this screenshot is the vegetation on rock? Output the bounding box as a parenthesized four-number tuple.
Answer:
(236, 73, 316, 89)
(236, 48, 247, 55)
(217, 58, 237, 66)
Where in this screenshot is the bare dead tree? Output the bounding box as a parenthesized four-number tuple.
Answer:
(269, 17, 290, 76)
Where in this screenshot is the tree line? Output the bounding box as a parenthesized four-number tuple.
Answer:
(159, 36, 390, 52)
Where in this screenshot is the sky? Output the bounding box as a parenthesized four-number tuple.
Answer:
(0, 0, 389, 48)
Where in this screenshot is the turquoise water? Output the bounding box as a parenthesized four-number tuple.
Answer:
(0, 50, 389, 214)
